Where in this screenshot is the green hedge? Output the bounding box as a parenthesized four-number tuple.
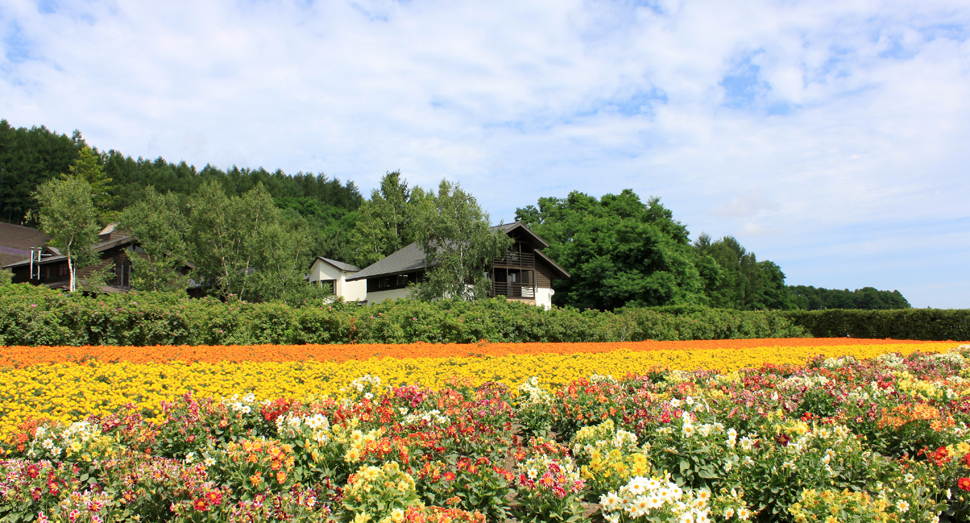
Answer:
(782, 309, 970, 341)
(0, 284, 808, 346)
(3, 285, 965, 346)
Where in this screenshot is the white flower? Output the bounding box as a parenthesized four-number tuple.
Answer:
(896, 500, 910, 512)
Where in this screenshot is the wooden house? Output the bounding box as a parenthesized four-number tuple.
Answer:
(347, 222, 569, 308)
(2, 224, 191, 292)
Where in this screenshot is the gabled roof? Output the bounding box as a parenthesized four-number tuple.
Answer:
(347, 222, 568, 282)
(535, 249, 571, 279)
(490, 222, 549, 249)
(2, 235, 135, 269)
(314, 257, 360, 273)
(346, 242, 428, 281)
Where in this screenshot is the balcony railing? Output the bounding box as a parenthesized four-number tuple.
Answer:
(490, 282, 536, 299)
(494, 252, 535, 269)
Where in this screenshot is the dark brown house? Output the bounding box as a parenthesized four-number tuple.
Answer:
(3, 224, 138, 292)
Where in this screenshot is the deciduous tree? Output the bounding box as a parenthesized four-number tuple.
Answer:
(348, 171, 422, 267)
(413, 180, 512, 301)
(516, 190, 706, 309)
(33, 177, 101, 292)
(118, 186, 191, 292)
(187, 181, 316, 302)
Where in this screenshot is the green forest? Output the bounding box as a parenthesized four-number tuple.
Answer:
(0, 119, 911, 310)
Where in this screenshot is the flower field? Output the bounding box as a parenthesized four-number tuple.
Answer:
(3, 338, 970, 522)
(0, 339, 956, 436)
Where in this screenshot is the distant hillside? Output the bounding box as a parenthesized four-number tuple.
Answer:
(0, 222, 48, 267)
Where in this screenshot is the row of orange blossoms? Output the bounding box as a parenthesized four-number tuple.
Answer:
(0, 338, 953, 367)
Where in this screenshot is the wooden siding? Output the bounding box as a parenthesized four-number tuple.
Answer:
(536, 261, 554, 289)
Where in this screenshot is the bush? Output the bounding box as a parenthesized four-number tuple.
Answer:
(6, 284, 964, 346)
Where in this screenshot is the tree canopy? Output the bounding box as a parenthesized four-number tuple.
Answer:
(788, 285, 911, 310)
(118, 187, 191, 292)
(346, 171, 422, 268)
(413, 180, 512, 301)
(32, 176, 101, 292)
(516, 190, 707, 309)
(693, 234, 793, 310)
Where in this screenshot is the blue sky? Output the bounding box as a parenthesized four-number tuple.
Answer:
(2, 0, 968, 308)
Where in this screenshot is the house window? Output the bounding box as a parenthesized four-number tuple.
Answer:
(368, 272, 421, 292)
(58, 264, 69, 277)
(318, 279, 336, 294)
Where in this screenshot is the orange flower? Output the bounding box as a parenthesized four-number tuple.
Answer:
(0, 338, 953, 367)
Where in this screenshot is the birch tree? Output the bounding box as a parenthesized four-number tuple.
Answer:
(118, 186, 191, 292)
(413, 180, 511, 301)
(33, 177, 101, 292)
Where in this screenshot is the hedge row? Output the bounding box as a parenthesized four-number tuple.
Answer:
(0, 285, 805, 346)
(783, 308, 970, 341)
(0, 285, 965, 346)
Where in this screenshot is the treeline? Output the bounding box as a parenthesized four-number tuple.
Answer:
(0, 120, 363, 262)
(788, 285, 911, 310)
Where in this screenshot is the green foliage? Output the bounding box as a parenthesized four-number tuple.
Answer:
(516, 190, 707, 310)
(119, 186, 192, 292)
(6, 286, 961, 346)
(693, 234, 793, 310)
(789, 285, 911, 310)
(67, 145, 115, 223)
(783, 308, 970, 341)
(32, 176, 102, 292)
(0, 285, 814, 346)
(0, 119, 82, 224)
(347, 171, 421, 268)
(0, 269, 11, 286)
(413, 180, 512, 302)
(187, 182, 319, 303)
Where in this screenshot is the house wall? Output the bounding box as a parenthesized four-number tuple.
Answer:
(536, 287, 555, 310)
(536, 262, 555, 288)
(308, 260, 366, 302)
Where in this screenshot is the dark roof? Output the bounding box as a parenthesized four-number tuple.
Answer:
(346, 242, 428, 281)
(2, 235, 135, 269)
(489, 222, 549, 248)
(535, 249, 571, 279)
(348, 222, 565, 282)
(315, 257, 360, 273)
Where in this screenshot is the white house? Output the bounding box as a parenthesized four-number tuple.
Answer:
(307, 257, 367, 302)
